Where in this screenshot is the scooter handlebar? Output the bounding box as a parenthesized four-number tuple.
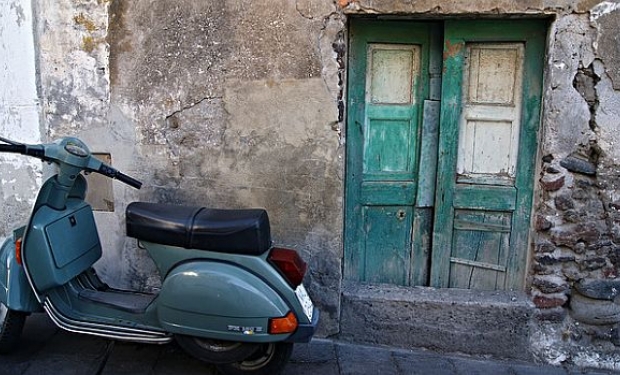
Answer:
(115, 171, 143, 190)
(97, 164, 143, 190)
(0, 144, 46, 159)
(0, 144, 26, 154)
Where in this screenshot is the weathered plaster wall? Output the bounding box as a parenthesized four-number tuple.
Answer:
(106, 0, 345, 335)
(8, 0, 620, 368)
(0, 0, 42, 241)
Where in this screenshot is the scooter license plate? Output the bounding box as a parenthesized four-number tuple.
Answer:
(295, 284, 314, 321)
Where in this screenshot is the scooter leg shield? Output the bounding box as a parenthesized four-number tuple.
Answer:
(0, 229, 41, 313)
(158, 261, 291, 343)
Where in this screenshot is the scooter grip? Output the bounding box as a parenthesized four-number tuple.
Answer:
(115, 171, 143, 190)
(0, 144, 26, 154)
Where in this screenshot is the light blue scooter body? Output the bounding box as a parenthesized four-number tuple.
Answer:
(12, 178, 312, 343)
(149, 241, 315, 342)
(0, 137, 317, 345)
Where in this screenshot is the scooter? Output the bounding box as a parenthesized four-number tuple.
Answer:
(0, 136, 318, 375)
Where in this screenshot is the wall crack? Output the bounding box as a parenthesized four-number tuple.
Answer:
(164, 96, 221, 123)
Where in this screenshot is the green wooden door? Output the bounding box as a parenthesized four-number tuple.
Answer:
(345, 19, 545, 290)
(344, 20, 442, 285)
(431, 20, 546, 289)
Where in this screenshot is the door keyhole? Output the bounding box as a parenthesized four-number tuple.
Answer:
(397, 210, 406, 221)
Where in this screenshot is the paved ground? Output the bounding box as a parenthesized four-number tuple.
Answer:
(2, 313, 619, 375)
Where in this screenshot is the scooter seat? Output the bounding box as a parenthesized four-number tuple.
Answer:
(126, 202, 272, 255)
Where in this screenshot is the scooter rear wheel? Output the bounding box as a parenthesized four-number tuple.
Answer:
(215, 342, 293, 375)
(176, 335, 260, 364)
(0, 302, 26, 354)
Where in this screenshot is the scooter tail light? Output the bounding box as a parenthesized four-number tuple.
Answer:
(15, 237, 22, 265)
(269, 311, 298, 334)
(268, 247, 307, 288)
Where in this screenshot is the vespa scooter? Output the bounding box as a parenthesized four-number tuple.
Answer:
(0, 136, 318, 375)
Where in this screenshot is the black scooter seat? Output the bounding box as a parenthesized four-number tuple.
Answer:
(126, 202, 271, 255)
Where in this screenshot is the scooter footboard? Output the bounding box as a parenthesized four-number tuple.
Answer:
(158, 261, 291, 343)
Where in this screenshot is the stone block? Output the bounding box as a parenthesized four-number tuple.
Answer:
(339, 283, 534, 360)
(535, 240, 555, 253)
(555, 194, 575, 211)
(533, 307, 567, 322)
(561, 156, 597, 175)
(570, 293, 620, 325)
(580, 257, 607, 271)
(533, 294, 568, 309)
(575, 279, 620, 300)
(532, 276, 569, 294)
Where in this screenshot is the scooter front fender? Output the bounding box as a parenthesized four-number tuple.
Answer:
(158, 260, 291, 343)
(0, 227, 41, 312)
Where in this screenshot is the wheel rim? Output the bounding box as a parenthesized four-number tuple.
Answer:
(193, 338, 247, 353)
(233, 344, 276, 371)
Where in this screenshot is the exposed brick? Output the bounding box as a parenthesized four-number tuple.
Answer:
(540, 174, 565, 191)
(533, 295, 568, 309)
(603, 266, 619, 278)
(535, 215, 552, 231)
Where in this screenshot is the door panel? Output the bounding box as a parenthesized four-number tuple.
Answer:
(458, 43, 524, 184)
(365, 119, 414, 173)
(367, 44, 419, 105)
(449, 210, 511, 289)
(431, 20, 546, 290)
(362, 206, 413, 285)
(345, 20, 439, 285)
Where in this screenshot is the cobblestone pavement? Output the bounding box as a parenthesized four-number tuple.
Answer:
(1, 313, 619, 375)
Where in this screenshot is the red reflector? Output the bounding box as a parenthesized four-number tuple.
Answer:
(15, 237, 22, 265)
(268, 247, 307, 288)
(269, 311, 298, 334)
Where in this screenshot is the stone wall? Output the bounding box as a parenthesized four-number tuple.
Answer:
(531, 5, 620, 368)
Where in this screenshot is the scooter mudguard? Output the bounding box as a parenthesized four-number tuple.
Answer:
(158, 261, 291, 343)
(0, 227, 41, 312)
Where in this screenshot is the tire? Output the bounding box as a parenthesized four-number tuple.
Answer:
(0, 302, 26, 354)
(215, 343, 294, 375)
(176, 335, 260, 364)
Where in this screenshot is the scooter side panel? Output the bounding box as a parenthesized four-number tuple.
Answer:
(0, 228, 41, 312)
(24, 200, 102, 291)
(158, 261, 291, 343)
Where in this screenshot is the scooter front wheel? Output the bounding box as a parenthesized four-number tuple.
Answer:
(0, 302, 26, 354)
(215, 342, 293, 375)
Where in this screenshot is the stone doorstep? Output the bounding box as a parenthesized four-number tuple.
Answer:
(338, 282, 536, 361)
